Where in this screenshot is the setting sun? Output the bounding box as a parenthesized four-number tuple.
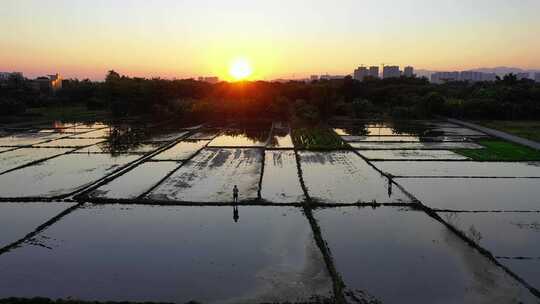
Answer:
(229, 58, 253, 80)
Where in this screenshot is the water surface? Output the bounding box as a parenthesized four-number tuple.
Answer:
(299, 151, 410, 204)
(0, 202, 75, 248)
(0, 153, 140, 198)
(148, 148, 263, 203)
(261, 150, 304, 203)
(398, 178, 540, 211)
(313, 207, 537, 303)
(0, 205, 333, 303)
(90, 161, 180, 200)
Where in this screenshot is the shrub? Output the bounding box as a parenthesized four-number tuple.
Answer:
(0, 98, 26, 115)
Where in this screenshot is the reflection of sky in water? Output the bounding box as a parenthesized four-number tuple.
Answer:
(0, 205, 332, 303)
(400, 178, 540, 211)
(0, 202, 75, 248)
(0, 153, 140, 198)
(439, 211, 540, 257)
(498, 259, 540, 290)
(374, 161, 540, 177)
(314, 207, 536, 303)
(0, 148, 73, 173)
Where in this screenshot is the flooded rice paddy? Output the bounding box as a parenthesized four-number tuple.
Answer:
(0, 119, 539, 303)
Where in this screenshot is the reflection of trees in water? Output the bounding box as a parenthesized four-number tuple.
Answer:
(268, 127, 289, 147)
(441, 225, 528, 302)
(223, 128, 270, 143)
(341, 126, 369, 136)
(388, 121, 430, 137)
(390, 121, 452, 142)
(100, 125, 150, 153)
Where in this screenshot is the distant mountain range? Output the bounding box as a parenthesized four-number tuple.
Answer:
(416, 67, 540, 79)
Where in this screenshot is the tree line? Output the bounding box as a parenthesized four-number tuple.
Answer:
(1, 70, 539, 121)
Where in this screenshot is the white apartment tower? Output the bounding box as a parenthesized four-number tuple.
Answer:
(403, 66, 414, 77)
(368, 66, 379, 78)
(353, 66, 370, 81)
(383, 66, 400, 79)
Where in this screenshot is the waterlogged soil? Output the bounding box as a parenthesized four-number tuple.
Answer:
(299, 151, 410, 204)
(0, 204, 334, 303)
(89, 161, 180, 200)
(260, 150, 305, 204)
(151, 140, 210, 161)
(33, 138, 105, 148)
(0, 148, 73, 173)
(349, 141, 484, 150)
(0, 202, 75, 248)
(144, 130, 189, 142)
(358, 149, 469, 160)
(148, 148, 263, 203)
(0, 153, 140, 198)
(313, 207, 538, 304)
(75, 128, 111, 138)
(0, 132, 67, 147)
(374, 161, 540, 177)
(398, 178, 540, 211)
(498, 259, 540, 290)
(438, 212, 540, 257)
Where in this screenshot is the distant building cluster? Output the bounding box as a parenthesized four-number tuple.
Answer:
(319, 74, 348, 80)
(353, 65, 414, 81)
(197, 76, 219, 84)
(0, 72, 24, 82)
(430, 71, 496, 84)
(536, 73, 540, 83)
(0, 72, 62, 94)
(31, 74, 63, 93)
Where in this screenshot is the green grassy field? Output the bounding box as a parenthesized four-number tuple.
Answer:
(292, 127, 349, 150)
(455, 139, 540, 161)
(475, 121, 540, 142)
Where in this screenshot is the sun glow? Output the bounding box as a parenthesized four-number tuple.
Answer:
(229, 58, 253, 80)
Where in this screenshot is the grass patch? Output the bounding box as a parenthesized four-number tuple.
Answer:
(455, 139, 540, 161)
(292, 127, 349, 150)
(475, 120, 540, 142)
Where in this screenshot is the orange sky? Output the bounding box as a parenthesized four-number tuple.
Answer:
(2, 0, 540, 80)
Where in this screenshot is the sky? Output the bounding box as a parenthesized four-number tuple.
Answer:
(1, 0, 540, 81)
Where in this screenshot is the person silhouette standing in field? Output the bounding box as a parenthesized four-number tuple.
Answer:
(233, 185, 239, 203)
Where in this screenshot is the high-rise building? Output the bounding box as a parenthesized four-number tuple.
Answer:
(431, 70, 498, 83)
(460, 71, 483, 82)
(535, 73, 540, 83)
(403, 66, 414, 77)
(0, 72, 23, 81)
(310, 75, 319, 81)
(368, 66, 379, 79)
(353, 66, 369, 81)
(382, 66, 400, 79)
(431, 72, 459, 84)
